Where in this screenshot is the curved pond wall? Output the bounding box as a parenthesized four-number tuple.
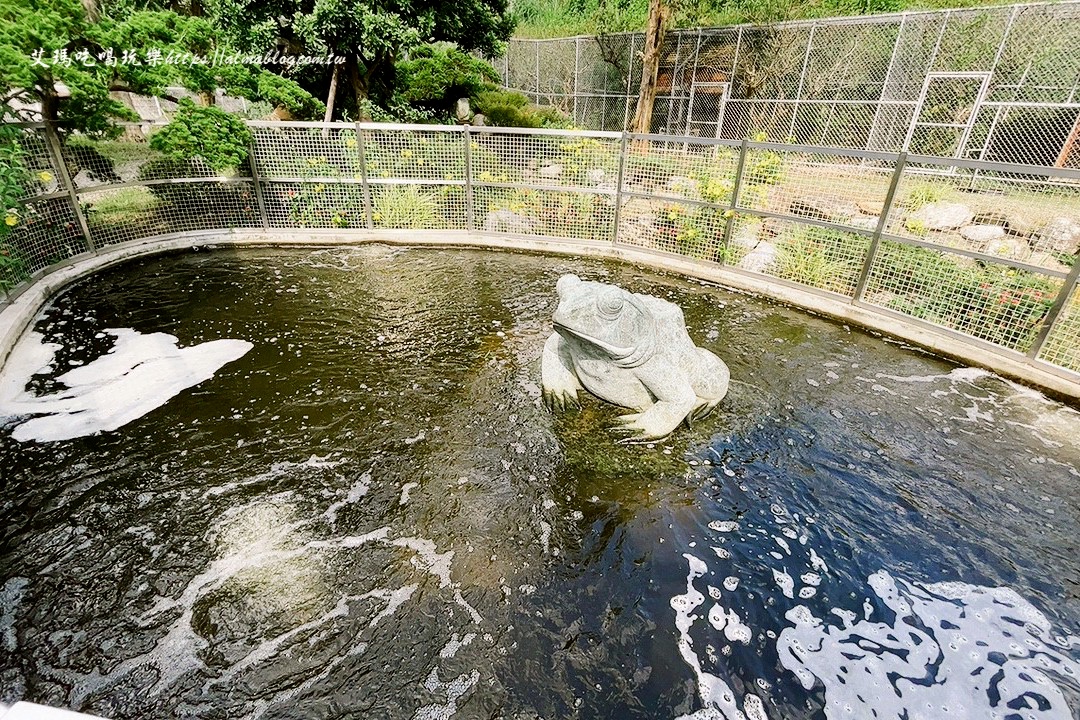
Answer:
(2, 120, 1079, 399)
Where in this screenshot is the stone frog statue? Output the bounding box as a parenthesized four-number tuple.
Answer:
(541, 274, 730, 440)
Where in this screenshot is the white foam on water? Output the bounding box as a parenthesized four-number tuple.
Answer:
(438, 632, 477, 659)
(777, 570, 1080, 720)
(322, 470, 372, 522)
(0, 328, 252, 442)
(400, 481, 420, 505)
(210, 454, 347, 499)
(772, 568, 794, 599)
(0, 577, 29, 652)
(672, 554, 769, 720)
(413, 669, 480, 720)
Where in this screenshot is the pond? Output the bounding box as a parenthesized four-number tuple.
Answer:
(0, 246, 1077, 720)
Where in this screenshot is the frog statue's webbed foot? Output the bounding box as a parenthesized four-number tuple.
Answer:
(541, 333, 582, 411)
(611, 396, 697, 443)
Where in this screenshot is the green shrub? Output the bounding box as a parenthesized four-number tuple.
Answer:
(373, 185, 438, 229)
(149, 100, 253, 172)
(396, 45, 499, 111)
(902, 180, 952, 210)
(472, 90, 568, 128)
(773, 229, 866, 294)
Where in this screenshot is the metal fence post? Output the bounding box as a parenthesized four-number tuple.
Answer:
(611, 132, 629, 245)
(721, 138, 750, 264)
(246, 138, 270, 229)
(463, 126, 475, 231)
(853, 151, 907, 303)
(1028, 259, 1080, 361)
(355, 122, 373, 229)
(43, 122, 95, 253)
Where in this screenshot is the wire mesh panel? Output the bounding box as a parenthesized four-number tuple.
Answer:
(537, 39, 578, 105)
(264, 181, 367, 229)
(372, 184, 467, 231)
(1038, 283, 1080, 372)
(363, 128, 465, 183)
(471, 130, 621, 191)
(884, 161, 1080, 272)
(83, 181, 260, 246)
(735, 145, 892, 228)
(862, 237, 1064, 352)
(507, 41, 540, 101)
(252, 125, 362, 180)
(13, 128, 62, 199)
(731, 216, 870, 296)
(617, 138, 739, 259)
(2, 197, 85, 288)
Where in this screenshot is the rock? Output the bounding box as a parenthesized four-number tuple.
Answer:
(455, 97, 471, 123)
(1034, 217, 1080, 254)
(959, 224, 1006, 244)
(587, 168, 606, 184)
(909, 202, 974, 231)
(730, 220, 762, 249)
(1004, 214, 1036, 237)
(738, 241, 777, 274)
(857, 200, 884, 216)
(471, 113, 486, 127)
(984, 235, 1032, 260)
(789, 196, 859, 223)
(483, 209, 537, 235)
(848, 216, 879, 231)
(537, 164, 563, 179)
(662, 176, 700, 199)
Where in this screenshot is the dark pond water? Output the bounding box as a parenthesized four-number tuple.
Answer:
(0, 246, 1077, 720)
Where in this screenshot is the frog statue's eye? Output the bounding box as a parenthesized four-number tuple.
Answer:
(598, 289, 625, 317)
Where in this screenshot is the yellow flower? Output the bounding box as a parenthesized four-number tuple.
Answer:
(380, 171, 389, 178)
(470, 142, 479, 151)
(416, 158, 425, 166)
(38, 171, 53, 183)
(401, 149, 414, 158)
(4, 214, 17, 227)
(372, 211, 383, 222)
(314, 184, 325, 193)
(345, 138, 357, 148)
(723, 210, 736, 219)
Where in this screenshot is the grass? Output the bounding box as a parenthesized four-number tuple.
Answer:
(511, 0, 1026, 38)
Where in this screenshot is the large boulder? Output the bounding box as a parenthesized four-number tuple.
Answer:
(1035, 217, 1080, 254)
(959, 224, 1006, 245)
(455, 97, 471, 123)
(908, 202, 974, 231)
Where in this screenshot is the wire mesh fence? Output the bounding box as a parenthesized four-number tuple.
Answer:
(499, 1, 1080, 168)
(2, 119, 1078, 385)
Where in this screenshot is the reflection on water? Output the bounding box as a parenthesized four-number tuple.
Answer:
(0, 246, 1077, 719)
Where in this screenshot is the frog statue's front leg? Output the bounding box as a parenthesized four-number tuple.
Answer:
(541, 333, 583, 411)
(612, 359, 697, 442)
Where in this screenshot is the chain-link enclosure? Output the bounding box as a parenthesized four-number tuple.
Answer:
(2, 120, 1078, 387)
(497, 2, 1080, 168)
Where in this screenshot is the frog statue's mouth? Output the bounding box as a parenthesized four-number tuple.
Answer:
(552, 322, 636, 360)
(552, 321, 655, 369)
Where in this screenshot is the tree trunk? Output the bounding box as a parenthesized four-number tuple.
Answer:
(346, 58, 369, 119)
(323, 64, 340, 126)
(630, 0, 671, 147)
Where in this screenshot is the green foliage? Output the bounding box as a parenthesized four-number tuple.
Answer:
(397, 45, 499, 107)
(773, 228, 866, 293)
(472, 89, 569, 128)
(149, 101, 253, 172)
(902, 180, 952, 210)
(0, 0, 323, 133)
(873, 242, 1058, 350)
(0, 116, 32, 290)
(373, 186, 439, 229)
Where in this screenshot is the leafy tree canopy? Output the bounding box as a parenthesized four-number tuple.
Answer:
(0, 0, 323, 133)
(204, 0, 513, 111)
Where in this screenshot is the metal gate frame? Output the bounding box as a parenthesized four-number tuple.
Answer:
(685, 81, 731, 139)
(902, 71, 993, 158)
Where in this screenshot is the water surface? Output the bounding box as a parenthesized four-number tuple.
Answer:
(0, 246, 1077, 719)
